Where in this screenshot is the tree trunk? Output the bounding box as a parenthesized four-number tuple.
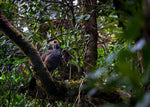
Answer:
(81, 0, 98, 72)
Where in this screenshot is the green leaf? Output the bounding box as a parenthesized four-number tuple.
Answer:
(0, 73, 6, 80)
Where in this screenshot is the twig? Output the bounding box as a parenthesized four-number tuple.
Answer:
(33, 90, 39, 107)
(73, 79, 84, 106)
(69, 60, 72, 80)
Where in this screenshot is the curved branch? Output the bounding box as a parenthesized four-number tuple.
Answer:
(0, 9, 68, 97)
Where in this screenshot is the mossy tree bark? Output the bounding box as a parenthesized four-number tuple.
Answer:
(0, 8, 68, 97)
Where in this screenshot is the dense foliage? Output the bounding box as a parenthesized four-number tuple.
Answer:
(0, 0, 150, 106)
